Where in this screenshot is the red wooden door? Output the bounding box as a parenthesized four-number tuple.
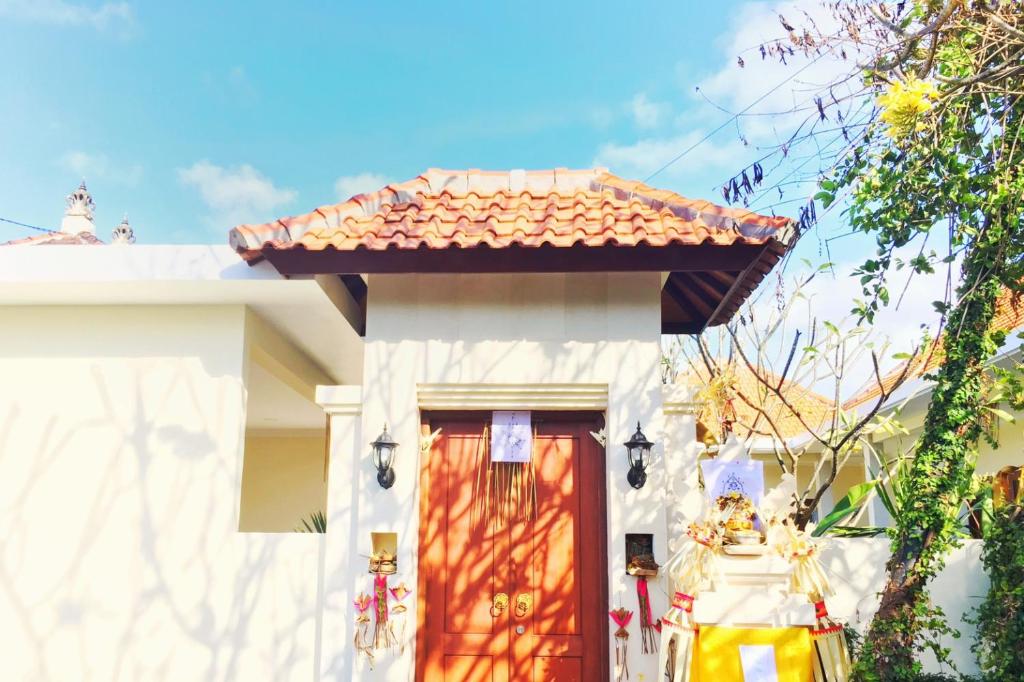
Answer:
(417, 414, 607, 682)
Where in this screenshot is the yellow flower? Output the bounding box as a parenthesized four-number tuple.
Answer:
(877, 76, 939, 139)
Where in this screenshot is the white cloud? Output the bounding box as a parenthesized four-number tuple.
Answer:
(715, 256, 950, 404)
(334, 172, 392, 200)
(630, 93, 666, 129)
(593, 130, 746, 188)
(59, 150, 142, 186)
(694, 0, 858, 142)
(593, 2, 855, 196)
(0, 0, 133, 30)
(178, 161, 297, 229)
(740, 243, 953, 396)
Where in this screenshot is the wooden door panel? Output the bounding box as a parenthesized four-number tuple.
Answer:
(444, 654, 494, 682)
(419, 414, 606, 682)
(443, 432, 497, 635)
(530, 433, 581, 637)
(421, 423, 510, 682)
(533, 656, 582, 682)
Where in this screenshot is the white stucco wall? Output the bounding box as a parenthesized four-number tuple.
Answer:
(0, 290, 988, 681)
(0, 305, 321, 681)
(323, 272, 668, 681)
(821, 538, 984, 676)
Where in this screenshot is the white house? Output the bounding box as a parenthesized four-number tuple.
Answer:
(0, 172, 984, 680)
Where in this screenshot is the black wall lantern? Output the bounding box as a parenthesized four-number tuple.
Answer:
(371, 424, 398, 489)
(624, 422, 654, 489)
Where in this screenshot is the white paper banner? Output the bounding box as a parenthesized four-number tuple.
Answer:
(739, 644, 779, 682)
(700, 459, 765, 505)
(491, 411, 532, 463)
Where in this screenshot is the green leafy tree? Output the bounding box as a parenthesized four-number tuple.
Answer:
(704, 2, 1024, 678)
(969, 501, 1024, 681)
(829, 4, 1024, 678)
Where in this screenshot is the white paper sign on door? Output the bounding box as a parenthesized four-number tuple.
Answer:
(738, 644, 779, 682)
(491, 411, 532, 463)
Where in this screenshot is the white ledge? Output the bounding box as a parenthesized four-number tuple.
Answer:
(663, 384, 702, 415)
(417, 383, 608, 411)
(315, 385, 363, 415)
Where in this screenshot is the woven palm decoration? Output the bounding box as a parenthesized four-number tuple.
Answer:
(775, 521, 851, 682)
(473, 425, 538, 526)
(658, 591, 696, 682)
(660, 512, 727, 682)
(809, 599, 852, 682)
(372, 574, 394, 651)
(353, 592, 375, 668)
(609, 607, 634, 682)
(388, 582, 411, 654)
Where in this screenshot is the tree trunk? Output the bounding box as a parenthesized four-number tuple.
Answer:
(857, 239, 1005, 681)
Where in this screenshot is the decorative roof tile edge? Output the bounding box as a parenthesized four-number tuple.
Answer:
(228, 168, 796, 263)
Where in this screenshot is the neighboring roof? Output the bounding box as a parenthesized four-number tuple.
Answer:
(843, 286, 1024, 410)
(2, 231, 104, 246)
(229, 168, 796, 334)
(680, 359, 835, 441)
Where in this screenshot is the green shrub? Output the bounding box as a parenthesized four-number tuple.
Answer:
(969, 503, 1024, 681)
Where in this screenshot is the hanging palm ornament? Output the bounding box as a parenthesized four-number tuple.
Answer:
(696, 364, 739, 444)
(372, 573, 393, 651)
(608, 607, 634, 682)
(658, 591, 696, 682)
(473, 412, 538, 526)
(627, 553, 661, 654)
(773, 521, 852, 682)
(809, 599, 853, 682)
(353, 592, 374, 668)
(660, 509, 729, 682)
(388, 582, 412, 654)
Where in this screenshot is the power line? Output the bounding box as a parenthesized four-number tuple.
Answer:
(0, 216, 57, 234)
(643, 51, 830, 184)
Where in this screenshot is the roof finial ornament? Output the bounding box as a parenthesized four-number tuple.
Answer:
(61, 180, 96, 235)
(111, 213, 135, 244)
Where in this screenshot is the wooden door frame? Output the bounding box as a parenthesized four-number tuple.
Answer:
(415, 410, 610, 682)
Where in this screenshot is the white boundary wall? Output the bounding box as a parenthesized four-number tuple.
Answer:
(0, 289, 986, 681)
(821, 538, 984, 676)
(0, 305, 321, 681)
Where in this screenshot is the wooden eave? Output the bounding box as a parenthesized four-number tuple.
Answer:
(264, 239, 787, 336)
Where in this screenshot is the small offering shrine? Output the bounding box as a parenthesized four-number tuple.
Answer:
(653, 434, 851, 682)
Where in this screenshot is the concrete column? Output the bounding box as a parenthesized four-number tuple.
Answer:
(662, 384, 704, 554)
(315, 385, 362, 681)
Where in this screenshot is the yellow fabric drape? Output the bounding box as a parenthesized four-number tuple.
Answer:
(694, 626, 813, 682)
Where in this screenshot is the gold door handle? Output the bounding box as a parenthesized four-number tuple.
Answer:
(492, 592, 509, 616)
(515, 593, 533, 617)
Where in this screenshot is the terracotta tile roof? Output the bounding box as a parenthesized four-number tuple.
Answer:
(2, 231, 104, 246)
(681, 359, 835, 441)
(229, 168, 793, 261)
(843, 287, 1024, 410)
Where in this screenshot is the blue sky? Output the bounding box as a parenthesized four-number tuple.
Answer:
(1, 0, 818, 243)
(0, 0, 948, 351)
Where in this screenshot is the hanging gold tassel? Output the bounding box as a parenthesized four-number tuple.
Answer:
(473, 425, 538, 527)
